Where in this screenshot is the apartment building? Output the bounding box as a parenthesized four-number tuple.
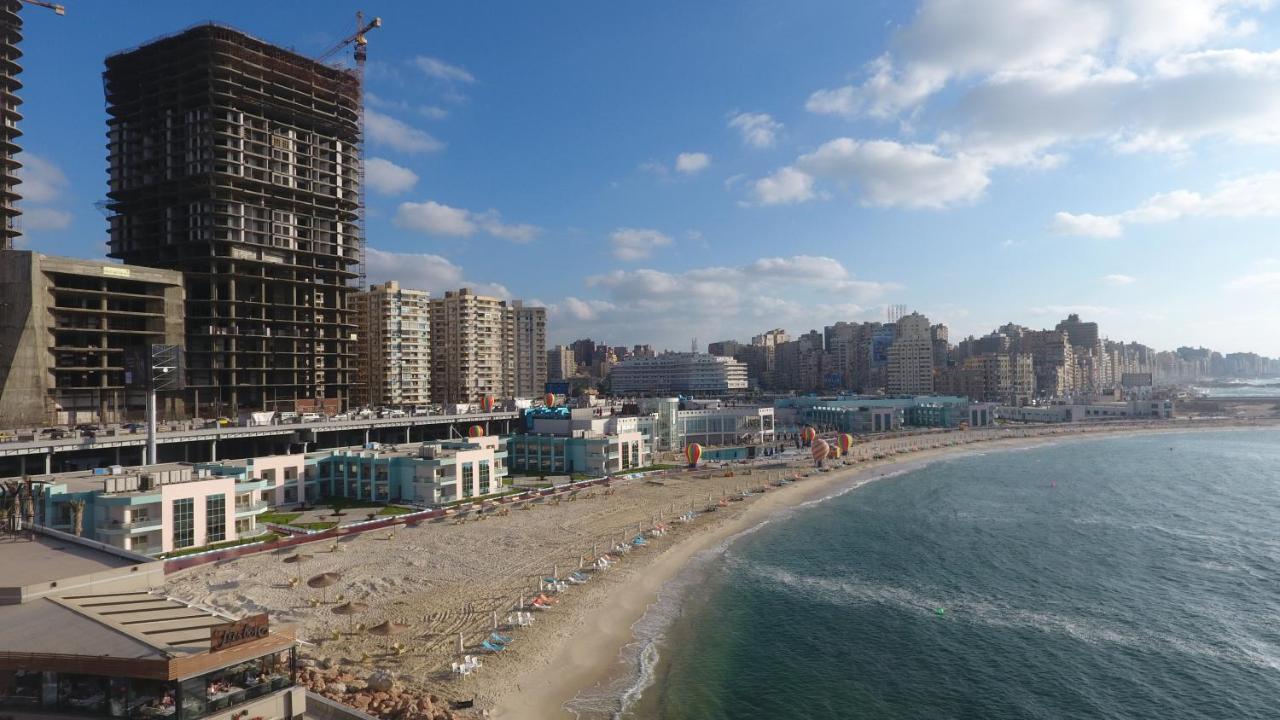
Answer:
(887, 312, 934, 395)
(352, 280, 430, 408)
(429, 288, 514, 404)
(608, 352, 749, 395)
(512, 300, 547, 398)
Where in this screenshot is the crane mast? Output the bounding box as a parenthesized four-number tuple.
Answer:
(319, 12, 380, 293)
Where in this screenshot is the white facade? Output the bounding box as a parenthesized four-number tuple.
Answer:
(609, 353, 749, 395)
(512, 301, 548, 397)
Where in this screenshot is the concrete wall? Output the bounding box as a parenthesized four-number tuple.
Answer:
(0, 250, 49, 425)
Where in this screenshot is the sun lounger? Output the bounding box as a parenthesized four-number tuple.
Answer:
(481, 640, 506, 653)
(491, 633, 513, 644)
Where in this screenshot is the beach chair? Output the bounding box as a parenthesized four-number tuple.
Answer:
(481, 639, 506, 653)
(491, 632, 513, 644)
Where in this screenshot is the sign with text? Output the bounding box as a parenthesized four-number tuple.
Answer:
(210, 613, 270, 652)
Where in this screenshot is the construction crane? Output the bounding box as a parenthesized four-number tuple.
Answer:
(319, 12, 380, 293)
(20, 0, 65, 14)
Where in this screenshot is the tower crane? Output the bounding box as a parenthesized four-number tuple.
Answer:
(20, 1, 65, 14)
(319, 12, 380, 293)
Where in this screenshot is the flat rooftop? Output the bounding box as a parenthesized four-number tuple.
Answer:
(0, 534, 139, 587)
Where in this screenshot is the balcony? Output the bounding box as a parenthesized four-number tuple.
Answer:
(100, 517, 163, 534)
(234, 501, 270, 515)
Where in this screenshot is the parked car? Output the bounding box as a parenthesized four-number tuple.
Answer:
(122, 422, 144, 433)
(204, 417, 233, 428)
(300, 412, 322, 423)
(331, 411, 351, 421)
(75, 424, 100, 433)
(0, 431, 13, 442)
(40, 427, 68, 439)
(279, 411, 299, 424)
(383, 409, 407, 419)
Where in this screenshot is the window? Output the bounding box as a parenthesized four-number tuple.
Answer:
(461, 463, 474, 496)
(205, 495, 225, 544)
(478, 461, 490, 494)
(172, 498, 194, 549)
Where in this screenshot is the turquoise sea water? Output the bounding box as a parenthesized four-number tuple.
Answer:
(581, 430, 1280, 719)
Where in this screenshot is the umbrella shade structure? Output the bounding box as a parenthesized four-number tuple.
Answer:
(333, 601, 368, 631)
(283, 553, 313, 564)
(369, 620, 412, 652)
(307, 572, 342, 603)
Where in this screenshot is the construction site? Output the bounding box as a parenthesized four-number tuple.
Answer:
(103, 22, 369, 416)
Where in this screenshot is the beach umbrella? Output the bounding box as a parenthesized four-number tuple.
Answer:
(307, 572, 342, 603)
(369, 620, 411, 651)
(283, 553, 312, 564)
(333, 601, 368, 632)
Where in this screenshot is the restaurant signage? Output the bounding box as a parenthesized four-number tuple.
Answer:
(210, 613, 269, 652)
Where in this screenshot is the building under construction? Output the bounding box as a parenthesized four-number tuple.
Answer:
(0, 1, 25, 250)
(104, 24, 362, 415)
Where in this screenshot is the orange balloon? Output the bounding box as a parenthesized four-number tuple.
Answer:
(810, 438, 830, 463)
(685, 443, 702, 465)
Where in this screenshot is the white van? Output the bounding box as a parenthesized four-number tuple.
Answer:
(301, 412, 322, 423)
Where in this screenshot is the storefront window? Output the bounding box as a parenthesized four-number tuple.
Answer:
(126, 678, 178, 719)
(178, 649, 295, 720)
(58, 673, 110, 714)
(0, 669, 43, 709)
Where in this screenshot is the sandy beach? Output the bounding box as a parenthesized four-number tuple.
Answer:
(164, 420, 1274, 719)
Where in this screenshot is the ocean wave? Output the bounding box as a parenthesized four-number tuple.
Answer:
(732, 560, 1280, 672)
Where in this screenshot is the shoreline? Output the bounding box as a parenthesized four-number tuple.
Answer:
(493, 421, 1278, 719)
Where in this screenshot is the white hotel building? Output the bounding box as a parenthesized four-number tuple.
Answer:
(609, 353, 749, 395)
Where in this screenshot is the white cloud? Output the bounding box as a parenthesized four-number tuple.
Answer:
(1102, 274, 1137, 286)
(394, 200, 540, 242)
(366, 109, 445, 153)
(753, 138, 988, 208)
(610, 228, 673, 261)
(1053, 172, 1280, 237)
(808, 0, 1259, 119)
(365, 157, 419, 195)
(728, 112, 782, 148)
(675, 152, 711, 174)
(1225, 272, 1280, 292)
(547, 255, 899, 347)
(17, 154, 67, 203)
(413, 56, 475, 84)
(752, 167, 816, 205)
(23, 207, 72, 231)
(364, 247, 509, 298)
(1051, 212, 1124, 238)
(419, 105, 449, 120)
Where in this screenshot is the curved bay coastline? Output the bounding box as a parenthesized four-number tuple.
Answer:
(492, 419, 1279, 719)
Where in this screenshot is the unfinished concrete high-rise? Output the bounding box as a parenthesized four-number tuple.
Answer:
(0, 1, 24, 249)
(103, 24, 362, 415)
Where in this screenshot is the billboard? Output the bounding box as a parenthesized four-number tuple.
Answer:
(545, 381, 571, 396)
(125, 344, 185, 391)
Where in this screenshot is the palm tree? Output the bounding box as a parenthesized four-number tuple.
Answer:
(69, 500, 86, 537)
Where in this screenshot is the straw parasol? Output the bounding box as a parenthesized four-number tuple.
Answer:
(307, 572, 342, 603)
(369, 619, 411, 652)
(283, 553, 312, 564)
(333, 601, 368, 632)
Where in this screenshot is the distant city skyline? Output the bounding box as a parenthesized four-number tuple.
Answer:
(12, 0, 1280, 355)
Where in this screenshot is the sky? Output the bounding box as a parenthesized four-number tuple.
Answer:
(14, 0, 1280, 356)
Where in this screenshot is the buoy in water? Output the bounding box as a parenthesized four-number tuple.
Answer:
(936, 607, 946, 616)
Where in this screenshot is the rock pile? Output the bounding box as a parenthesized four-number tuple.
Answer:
(297, 663, 466, 720)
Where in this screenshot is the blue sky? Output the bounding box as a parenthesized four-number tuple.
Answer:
(16, 0, 1280, 355)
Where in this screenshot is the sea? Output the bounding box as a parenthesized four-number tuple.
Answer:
(567, 429, 1280, 719)
(1192, 378, 1280, 398)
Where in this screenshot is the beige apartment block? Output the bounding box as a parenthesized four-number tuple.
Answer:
(352, 280, 431, 408)
(429, 288, 514, 405)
